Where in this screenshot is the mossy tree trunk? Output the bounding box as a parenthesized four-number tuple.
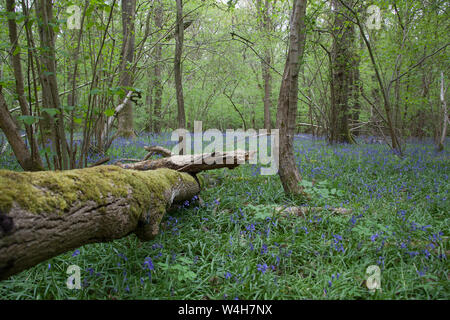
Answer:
(0, 166, 200, 280)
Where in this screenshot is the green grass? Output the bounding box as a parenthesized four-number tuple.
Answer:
(0, 135, 448, 299)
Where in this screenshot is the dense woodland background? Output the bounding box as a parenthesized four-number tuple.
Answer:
(0, 0, 448, 172)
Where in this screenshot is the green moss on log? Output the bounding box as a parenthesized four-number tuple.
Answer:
(0, 166, 196, 217)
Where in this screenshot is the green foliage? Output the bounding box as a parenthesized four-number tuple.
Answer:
(17, 115, 41, 125)
(299, 179, 344, 202)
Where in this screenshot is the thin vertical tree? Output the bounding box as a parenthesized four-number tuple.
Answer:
(36, 0, 70, 169)
(4, 0, 43, 170)
(118, 0, 137, 138)
(256, 0, 273, 131)
(175, 0, 186, 130)
(153, 0, 163, 133)
(276, 0, 308, 197)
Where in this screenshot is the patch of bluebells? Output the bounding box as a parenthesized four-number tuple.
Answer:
(331, 234, 345, 253)
(166, 216, 180, 236)
(324, 273, 341, 294)
(257, 263, 268, 274)
(143, 257, 154, 281)
(117, 253, 128, 261)
(417, 267, 428, 277)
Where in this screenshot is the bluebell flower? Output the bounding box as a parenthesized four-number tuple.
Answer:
(261, 244, 268, 255)
(143, 257, 154, 270)
(257, 263, 268, 274)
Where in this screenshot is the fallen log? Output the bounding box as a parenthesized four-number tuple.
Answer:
(0, 149, 255, 280)
(117, 150, 255, 173)
(0, 166, 199, 280)
(143, 145, 173, 159)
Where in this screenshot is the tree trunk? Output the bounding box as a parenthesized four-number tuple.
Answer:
(257, 0, 273, 132)
(350, 30, 361, 136)
(0, 166, 200, 280)
(437, 72, 448, 151)
(145, 67, 153, 132)
(0, 92, 42, 171)
(175, 0, 186, 130)
(153, 2, 163, 133)
(36, 0, 70, 170)
(275, 0, 307, 197)
(117, 0, 136, 138)
(6, 0, 42, 170)
(336, 0, 402, 154)
(329, 0, 354, 144)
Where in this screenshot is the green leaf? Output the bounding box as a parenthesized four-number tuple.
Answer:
(73, 117, 83, 124)
(104, 108, 115, 117)
(18, 115, 41, 125)
(90, 88, 101, 95)
(13, 45, 21, 56)
(42, 108, 60, 116)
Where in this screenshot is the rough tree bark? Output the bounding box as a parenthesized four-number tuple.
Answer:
(117, 0, 137, 138)
(153, 0, 163, 133)
(0, 92, 42, 171)
(329, 0, 354, 144)
(175, 0, 186, 130)
(36, 0, 70, 169)
(257, 0, 273, 132)
(337, 0, 402, 154)
(6, 0, 42, 170)
(275, 0, 307, 197)
(0, 166, 200, 280)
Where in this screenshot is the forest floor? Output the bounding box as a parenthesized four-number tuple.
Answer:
(0, 134, 448, 299)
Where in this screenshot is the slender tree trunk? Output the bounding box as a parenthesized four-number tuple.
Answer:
(350, 30, 361, 136)
(117, 0, 136, 138)
(276, 0, 307, 197)
(437, 72, 448, 151)
(36, 0, 70, 170)
(153, 1, 163, 133)
(0, 92, 42, 171)
(145, 68, 153, 132)
(175, 0, 186, 130)
(175, 0, 186, 154)
(6, 0, 43, 170)
(257, 0, 273, 131)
